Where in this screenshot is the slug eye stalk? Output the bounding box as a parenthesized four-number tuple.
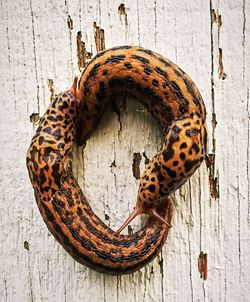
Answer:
(116, 199, 172, 234)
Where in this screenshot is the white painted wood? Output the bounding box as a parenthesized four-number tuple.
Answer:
(0, 0, 249, 301)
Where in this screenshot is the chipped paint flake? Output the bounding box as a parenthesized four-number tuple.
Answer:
(94, 22, 105, 52)
(76, 31, 92, 71)
(48, 79, 55, 102)
(206, 153, 219, 199)
(198, 252, 208, 280)
(132, 153, 142, 179)
(24, 241, 30, 251)
(118, 3, 128, 26)
(218, 48, 227, 80)
(67, 15, 73, 30)
(29, 113, 40, 124)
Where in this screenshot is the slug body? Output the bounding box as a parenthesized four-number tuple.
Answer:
(76, 46, 207, 233)
(27, 46, 206, 274)
(26, 78, 172, 274)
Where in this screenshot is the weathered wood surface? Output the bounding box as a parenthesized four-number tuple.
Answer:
(0, 0, 249, 301)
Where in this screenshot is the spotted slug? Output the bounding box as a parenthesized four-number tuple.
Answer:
(26, 46, 207, 274)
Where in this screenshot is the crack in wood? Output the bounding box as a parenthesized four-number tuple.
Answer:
(111, 101, 123, 139)
(247, 87, 250, 222)
(136, 0, 141, 45)
(159, 252, 164, 302)
(110, 160, 117, 168)
(242, 0, 247, 227)
(5, 9, 11, 64)
(154, 0, 157, 46)
(206, 154, 219, 199)
(211, 9, 226, 80)
(236, 176, 242, 283)
(209, 1, 220, 200)
(65, 11, 74, 76)
(188, 222, 194, 301)
(4, 277, 8, 301)
(158, 256, 163, 275)
(29, 0, 40, 113)
(242, 0, 246, 84)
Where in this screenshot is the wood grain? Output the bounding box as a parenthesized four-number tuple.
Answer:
(0, 0, 249, 301)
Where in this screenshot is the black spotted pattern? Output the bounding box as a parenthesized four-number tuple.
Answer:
(27, 46, 206, 275)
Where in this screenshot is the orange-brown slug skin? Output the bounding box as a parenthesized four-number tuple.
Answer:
(26, 46, 206, 274)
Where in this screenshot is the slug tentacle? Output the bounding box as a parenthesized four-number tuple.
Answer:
(116, 199, 172, 234)
(27, 45, 206, 274)
(116, 208, 142, 234)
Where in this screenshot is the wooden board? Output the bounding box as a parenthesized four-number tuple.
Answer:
(0, 0, 249, 301)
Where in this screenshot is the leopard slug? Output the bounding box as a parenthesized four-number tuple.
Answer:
(27, 46, 207, 274)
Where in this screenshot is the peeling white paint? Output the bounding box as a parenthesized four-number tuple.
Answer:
(0, 0, 249, 301)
